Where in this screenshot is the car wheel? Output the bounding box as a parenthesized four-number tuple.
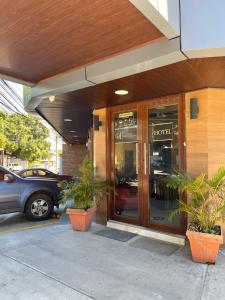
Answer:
(25, 194, 54, 221)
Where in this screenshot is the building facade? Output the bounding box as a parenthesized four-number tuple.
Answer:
(1, 1, 225, 241)
(93, 89, 225, 239)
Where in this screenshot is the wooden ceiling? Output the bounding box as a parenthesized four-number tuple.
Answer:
(0, 0, 163, 83)
(37, 57, 225, 144)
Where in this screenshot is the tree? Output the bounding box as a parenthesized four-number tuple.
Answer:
(0, 113, 7, 148)
(0, 112, 51, 162)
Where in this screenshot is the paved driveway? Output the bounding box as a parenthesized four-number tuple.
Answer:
(0, 205, 66, 233)
(0, 213, 224, 300)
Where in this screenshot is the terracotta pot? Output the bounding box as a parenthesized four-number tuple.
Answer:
(186, 228, 223, 264)
(66, 207, 96, 231)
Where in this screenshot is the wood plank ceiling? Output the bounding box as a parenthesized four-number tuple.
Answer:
(36, 57, 225, 144)
(0, 0, 164, 83)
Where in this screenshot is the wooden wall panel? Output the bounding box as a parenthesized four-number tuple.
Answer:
(185, 88, 225, 242)
(207, 89, 225, 242)
(208, 89, 225, 177)
(186, 88, 225, 176)
(185, 89, 208, 176)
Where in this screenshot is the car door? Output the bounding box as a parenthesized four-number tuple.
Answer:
(0, 169, 21, 212)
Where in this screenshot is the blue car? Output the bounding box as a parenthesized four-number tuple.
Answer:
(0, 166, 61, 221)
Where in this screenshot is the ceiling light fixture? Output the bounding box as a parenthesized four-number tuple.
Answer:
(49, 95, 55, 102)
(64, 118, 72, 122)
(69, 130, 76, 133)
(115, 90, 128, 95)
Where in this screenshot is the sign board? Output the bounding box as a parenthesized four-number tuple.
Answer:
(151, 123, 173, 141)
(115, 128, 137, 143)
(118, 112, 133, 118)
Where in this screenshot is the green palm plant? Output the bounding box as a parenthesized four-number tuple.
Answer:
(167, 167, 225, 235)
(60, 156, 112, 210)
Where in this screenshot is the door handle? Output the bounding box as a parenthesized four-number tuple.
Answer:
(144, 142, 147, 176)
(136, 143, 139, 175)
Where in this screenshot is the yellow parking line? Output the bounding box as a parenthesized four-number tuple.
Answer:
(0, 221, 59, 235)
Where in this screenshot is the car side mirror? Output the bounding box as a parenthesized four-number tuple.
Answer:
(4, 174, 15, 183)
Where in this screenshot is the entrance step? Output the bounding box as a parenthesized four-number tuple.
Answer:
(107, 220, 186, 246)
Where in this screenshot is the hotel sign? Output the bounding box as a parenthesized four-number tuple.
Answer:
(151, 123, 173, 141)
(118, 112, 133, 118)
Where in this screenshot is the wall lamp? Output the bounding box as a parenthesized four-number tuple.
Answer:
(190, 98, 199, 119)
(93, 115, 102, 131)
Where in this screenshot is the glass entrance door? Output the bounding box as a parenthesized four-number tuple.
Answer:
(110, 97, 185, 233)
(147, 104, 181, 229)
(113, 110, 140, 221)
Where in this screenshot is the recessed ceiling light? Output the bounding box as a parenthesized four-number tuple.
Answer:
(115, 90, 128, 95)
(73, 135, 78, 138)
(69, 130, 76, 133)
(64, 118, 72, 122)
(49, 95, 55, 102)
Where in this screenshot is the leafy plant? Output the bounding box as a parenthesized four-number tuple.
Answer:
(60, 180, 70, 190)
(60, 156, 112, 210)
(167, 168, 225, 235)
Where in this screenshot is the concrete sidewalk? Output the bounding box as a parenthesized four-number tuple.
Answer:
(0, 217, 224, 300)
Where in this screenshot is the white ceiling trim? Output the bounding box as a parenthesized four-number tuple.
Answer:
(26, 68, 95, 110)
(129, 0, 180, 39)
(27, 37, 186, 110)
(183, 47, 225, 59)
(86, 38, 186, 84)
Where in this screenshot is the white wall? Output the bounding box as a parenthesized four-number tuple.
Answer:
(181, 0, 225, 57)
(129, 0, 180, 39)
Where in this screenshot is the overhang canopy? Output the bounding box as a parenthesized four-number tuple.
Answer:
(2, 1, 225, 145)
(37, 57, 225, 144)
(0, 0, 164, 83)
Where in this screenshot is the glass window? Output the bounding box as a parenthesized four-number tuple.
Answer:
(38, 170, 47, 176)
(114, 111, 139, 218)
(32, 170, 38, 176)
(0, 170, 5, 181)
(23, 170, 33, 177)
(148, 105, 180, 227)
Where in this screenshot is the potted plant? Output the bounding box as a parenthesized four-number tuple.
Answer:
(167, 167, 225, 264)
(60, 156, 111, 231)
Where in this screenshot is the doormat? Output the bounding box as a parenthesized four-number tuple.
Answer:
(129, 236, 181, 256)
(93, 228, 137, 242)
